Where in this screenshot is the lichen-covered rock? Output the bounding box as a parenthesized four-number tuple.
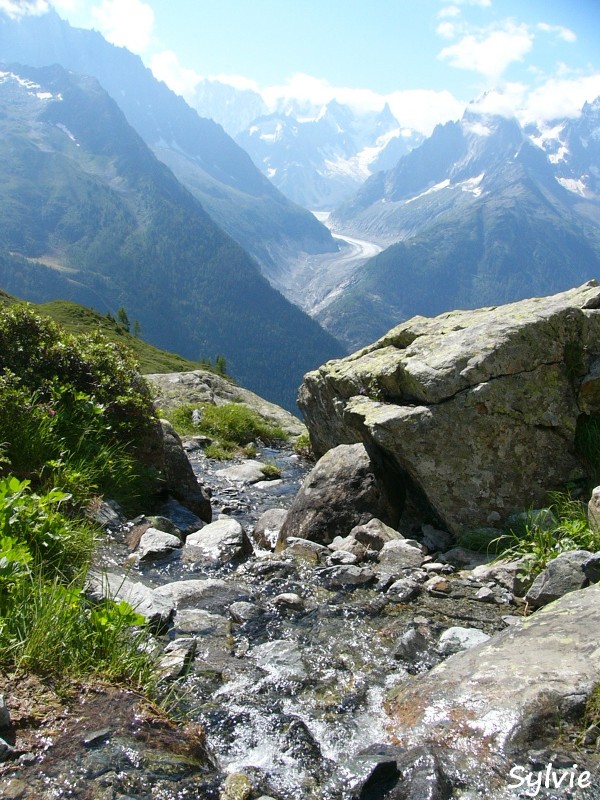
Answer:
(385, 584, 600, 792)
(277, 442, 402, 546)
(147, 369, 305, 438)
(298, 282, 600, 534)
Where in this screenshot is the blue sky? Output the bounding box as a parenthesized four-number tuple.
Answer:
(4, 0, 600, 133)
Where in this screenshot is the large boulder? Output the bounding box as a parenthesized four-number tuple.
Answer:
(147, 369, 305, 437)
(385, 584, 600, 793)
(276, 442, 402, 546)
(159, 420, 212, 522)
(298, 282, 600, 534)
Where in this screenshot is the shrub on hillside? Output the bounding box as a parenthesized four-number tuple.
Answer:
(0, 304, 161, 510)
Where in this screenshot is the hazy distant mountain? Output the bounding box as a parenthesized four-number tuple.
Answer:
(0, 9, 337, 282)
(189, 78, 268, 137)
(528, 97, 600, 204)
(235, 99, 422, 209)
(320, 108, 600, 349)
(0, 63, 344, 410)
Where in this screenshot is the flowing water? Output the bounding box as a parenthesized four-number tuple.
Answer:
(1, 445, 512, 800)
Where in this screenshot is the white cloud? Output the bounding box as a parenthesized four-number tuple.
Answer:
(469, 73, 600, 125)
(521, 73, 600, 123)
(209, 74, 261, 93)
(438, 5, 461, 18)
(537, 22, 576, 44)
(0, 0, 48, 17)
(436, 21, 457, 39)
(51, 0, 81, 11)
(386, 89, 464, 134)
(91, 0, 154, 54)
(150, 50, 201, 100)
(438, 20, 533, 83)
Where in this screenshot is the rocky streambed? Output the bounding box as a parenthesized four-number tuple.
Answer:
(2, 435, 599, 800)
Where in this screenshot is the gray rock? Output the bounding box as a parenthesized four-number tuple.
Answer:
(252, 508, 288, 550)
(583, 552, 600, 584)
(272, 593, 305, 611)
(420, 524, 453, 554)
(328, 535, 369, 562)
(470, 560, 530, 595)
(86, 498, 126, 531)
(298, 283, 600, 534)
(147, 369, 305, 438)
(475, 586, 496, 603)
(185, 517, 250, 563)
(229, 601, 264, 623)
(159, 419, 212, 522)
(249, 640, 307, 682)
(135, 527, 182, 562)
(318, 564, 375, 589)
(439, 547, 490, 569)
(157, 638, 197, 680)
(327, 550, 358, 565)
(172, 609, 227, 635)
(386, 584, 600, 791)
(276, 442, 401, 547)
(155, 578, 251, 614)
(423, 576, 451, 595)
(157, 498, 205, 535)
(526, 550, 592, 608)
(350, 518, 403, 551)
(145, 515, 183, 539)
(0, 736, 16, 763)
(86, 571, 174, 632)
(254, 479, 283, 490)
(386, 578, 420, 603)
(376, 539, 425, 575)
(0, 696, 10, 730)
(283, 537, 330, 564)
(393, 628, 430, 664)
(438, 627, 490, 655)
(395, 745, 452, 800)
(216, 460, 267, 485)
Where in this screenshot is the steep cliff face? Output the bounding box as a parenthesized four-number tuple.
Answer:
(299, 282, 600, 534)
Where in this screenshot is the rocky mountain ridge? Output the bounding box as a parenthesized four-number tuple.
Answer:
(0, 8, 338, 281)
(0, 63, 343, 411)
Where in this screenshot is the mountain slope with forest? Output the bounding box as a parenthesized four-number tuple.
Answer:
(0, 8, 337, 282)
(0, 64, 343, 410)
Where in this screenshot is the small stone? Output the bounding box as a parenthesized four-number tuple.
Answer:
(475, 586, 496, 602)
(328, 535, 369, 562)
(273, 593, 304, 611)
(350, 518, 403, 551)
(0, 736, 16, 763)
(157, 638, 197, 679)
(135, 528, 182, 562)
(220, 772, 253, 800)
(438, 627, 490, 655)
(251, 508, 288, 550)
(423, 562, 454, 574)
(525, 550, 592, 608)
(318, 565, 375, 589)
(424, 576, 451, 594)
(327, 550, 358, 565)
(82, 728, 113, 747)
(229, 601, 264, 623)
(283, 537, 329, 564)
(386, 578, 420, 603)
